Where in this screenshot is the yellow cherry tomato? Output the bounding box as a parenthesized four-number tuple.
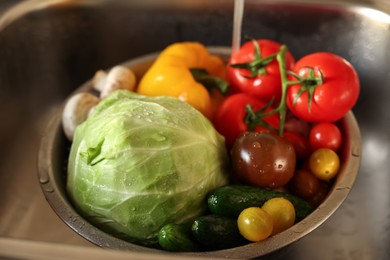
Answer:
(137, 42, 227, 119)
(262, 197, 296, 235)
(309, 148, 340, 181)
(237, 207, 273, 242)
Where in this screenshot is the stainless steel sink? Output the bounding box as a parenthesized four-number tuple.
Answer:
(1, 0, 389, 259)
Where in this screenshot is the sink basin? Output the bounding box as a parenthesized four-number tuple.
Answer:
(1, 0, 389, 259)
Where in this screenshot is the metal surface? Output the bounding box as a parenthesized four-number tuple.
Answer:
(1, 0, 390, 259)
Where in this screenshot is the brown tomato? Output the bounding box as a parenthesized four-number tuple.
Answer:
(231, 132, 296, 188)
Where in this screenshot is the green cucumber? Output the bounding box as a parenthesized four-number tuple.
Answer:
(207, 185, 314, 222)
(158, 223, 199, 252)
(191, 214, 247, 250)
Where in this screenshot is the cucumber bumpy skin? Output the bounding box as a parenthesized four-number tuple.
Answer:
(158, 223, 199, 252)
(207, 185, 314, 222)
(191, 214, 247, 250)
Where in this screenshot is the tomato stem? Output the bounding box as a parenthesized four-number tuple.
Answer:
(275, 45, 289, 136)
(289, 67, 324, 112)
(230, 40, 277, 78)
(256, 45, 289, 136)
(245, 100, 277, 132)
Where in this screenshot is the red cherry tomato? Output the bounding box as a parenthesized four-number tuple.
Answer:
(283, 113, 310, 137)
(227, 39, 295, 103)
(309, 122, 342, 152)
(283, 131, 312, 159)
(213, 93, 279, 150)
(286, 52, 360, 122)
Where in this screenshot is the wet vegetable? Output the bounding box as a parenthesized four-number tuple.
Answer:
(158, 223, 199, 252)
(67, 90, 229, 246)
(213, 93, 280, 150)
(237, 207, 273, 242)
(227, 39, 295, 104)
(286, 52, 360, 123)
(309, 122, 342, 151)
(262, 197, 296, 235)
(231, 132, 296, 188)
(309, 148, 340, 180)
(137, 42, 228, 119)
(192, 214, 247, 250)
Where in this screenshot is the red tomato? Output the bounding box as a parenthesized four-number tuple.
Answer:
(286, 52, 360, 122)
(227, 39, 295, 104)
(309, 122, 342, 151)
(283, 112, 310, 137)
(213, 93, 279, 150)
(283, 131, 312, 159)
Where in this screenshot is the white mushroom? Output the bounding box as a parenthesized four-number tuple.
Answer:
(92, 70, 107, 92)
(93, 65, 137, 99)
(62, 92, 100, 141)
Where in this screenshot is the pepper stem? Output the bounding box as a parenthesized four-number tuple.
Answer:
(190, 68, 230, 95)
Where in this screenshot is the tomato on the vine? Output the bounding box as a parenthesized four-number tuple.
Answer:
(286, 52, 360, 122)
(213, 93, 280, 150)
(309, 122, 342, 152)
(227, 39, 295, 103)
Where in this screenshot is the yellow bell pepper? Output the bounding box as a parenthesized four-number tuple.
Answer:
(137, 42, 227, 119)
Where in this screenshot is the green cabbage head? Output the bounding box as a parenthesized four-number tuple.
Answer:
(67, 90, 229, 246)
